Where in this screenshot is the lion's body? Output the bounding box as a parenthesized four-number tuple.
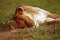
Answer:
(14, 5, 60, 28)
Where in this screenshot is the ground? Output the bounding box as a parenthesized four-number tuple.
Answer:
(0, 0, 60, 40)
(0, 24, 60, 40)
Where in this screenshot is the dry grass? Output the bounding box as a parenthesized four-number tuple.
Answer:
(0, 0, 60, 40)
(0, 22, 60, 40)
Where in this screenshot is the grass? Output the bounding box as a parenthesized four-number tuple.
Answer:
(0, 0, 60, 40)
(0, 25, 60, 40)
(0, 0, 60, 24)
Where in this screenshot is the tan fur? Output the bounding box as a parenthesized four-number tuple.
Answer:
(14, 8, 34, 28)
(46, 13, 60, 24)
(47, 13, 60, 19)
(14, 5, 60, 28)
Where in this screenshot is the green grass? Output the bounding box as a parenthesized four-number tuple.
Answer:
(0, 25, 60, 40)
(0, 0, 60, 24)
(0, 0, 60, 40)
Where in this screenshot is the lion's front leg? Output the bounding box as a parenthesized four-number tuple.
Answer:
(45, 18, 60, 24)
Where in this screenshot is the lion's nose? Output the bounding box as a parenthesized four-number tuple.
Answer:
(17, 8, 23, 12)
(15, 7, 23, 15)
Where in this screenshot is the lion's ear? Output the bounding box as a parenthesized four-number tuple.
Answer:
(15, 7, 23, 15)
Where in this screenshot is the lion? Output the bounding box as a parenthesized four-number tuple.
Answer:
(14, 5, 60, 28)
